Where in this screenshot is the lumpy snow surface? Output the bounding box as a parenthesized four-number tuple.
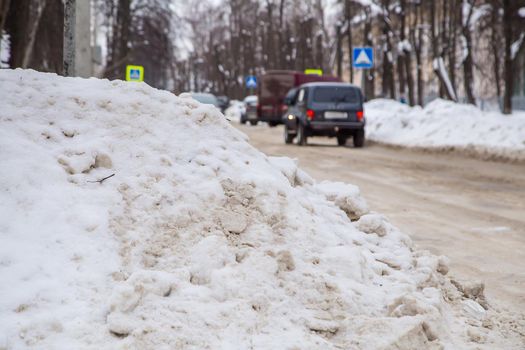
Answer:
(0, 69, 522, 349)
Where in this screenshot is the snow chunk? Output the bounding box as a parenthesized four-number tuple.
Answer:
(315, 181, 369, 220)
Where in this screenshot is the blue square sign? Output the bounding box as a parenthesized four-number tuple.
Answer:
(245, 75, 257, 89)
(352, 47, 374, 69)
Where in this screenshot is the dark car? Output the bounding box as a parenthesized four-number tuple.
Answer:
(282, 82, 365, 147)
(257, 70, 341, 126)
(190, 92, 220, 108)
(217, 95, 230, 113)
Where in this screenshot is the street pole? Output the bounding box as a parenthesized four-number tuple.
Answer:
(63, 0, 76, 76)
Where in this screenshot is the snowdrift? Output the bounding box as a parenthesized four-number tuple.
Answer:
(365, 98, 525, 162)
(0, 69, 522, 349)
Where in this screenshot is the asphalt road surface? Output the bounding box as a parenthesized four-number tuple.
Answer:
(235, 122, 525, 314)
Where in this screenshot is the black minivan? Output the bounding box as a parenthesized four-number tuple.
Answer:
(282, 82, 365, 147)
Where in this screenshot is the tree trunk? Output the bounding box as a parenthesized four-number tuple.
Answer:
(491, 6, 501, 102)
(397, 0, 406, 100)
(278, 0, 285, 68)
(412, 2, 423, 106)
(336, 21, 342, 78)
(315, 32, 323, 71)
(382, 22, 395, 99)
(106, 0, 131, 80)
(447, 0, 458, 96)
(401, 0, 415, 106)
(439, 0, 449, 99)
(363, 7, 374, 100)
(502, 0, 513, 114)
(265, 0, 275, 68)
(345, 0, 353, 83)
(461, 0, 476, 105)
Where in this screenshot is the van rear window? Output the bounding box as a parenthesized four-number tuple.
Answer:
(312, 87, 359, 103)
(261, 75, 295, 100)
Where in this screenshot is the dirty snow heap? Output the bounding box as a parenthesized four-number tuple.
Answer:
(0, 69, 522, 349)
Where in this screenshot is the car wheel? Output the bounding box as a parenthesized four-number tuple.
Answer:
(337, 135, 347, 146)
(269, 121, 278, 127)
(284, 125, 295, 144)
(296, 122, 307, 146)
(353, 129, 365, 148)
(240, 119, 246, 124)
(249, 120, 257, 126)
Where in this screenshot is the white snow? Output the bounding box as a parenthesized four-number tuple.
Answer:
(0, 69, 523, 349)
(365, 98, 525, 162)
(224, 100, 244, 122)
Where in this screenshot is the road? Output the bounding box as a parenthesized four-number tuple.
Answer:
(235, 123, 525, 313)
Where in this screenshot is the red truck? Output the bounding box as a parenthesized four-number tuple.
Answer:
(256, 70, 341, 126)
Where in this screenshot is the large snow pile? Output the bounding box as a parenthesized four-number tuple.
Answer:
(1, 69, 523, 349)
(365, 99, 525, 162)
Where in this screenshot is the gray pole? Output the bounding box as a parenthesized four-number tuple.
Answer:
(63, 0, 76, 76)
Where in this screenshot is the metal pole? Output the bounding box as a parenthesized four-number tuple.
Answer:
(63, 0, 76, 76)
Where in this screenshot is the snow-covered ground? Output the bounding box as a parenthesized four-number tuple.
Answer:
(0, 69, 523, 349)
(365, 99, 525, 162)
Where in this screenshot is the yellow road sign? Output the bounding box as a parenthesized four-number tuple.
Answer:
(304, 69, 323, 76)
(126, 65, 144, 82)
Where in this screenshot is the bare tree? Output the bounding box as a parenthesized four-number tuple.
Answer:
(460, 0, 476, 104)
(410, 1, 424, 106)
(344, 0, 355, 83)
(336, 20, 343, 78)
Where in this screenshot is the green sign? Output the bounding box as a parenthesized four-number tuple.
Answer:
(126, 65, 144, 82)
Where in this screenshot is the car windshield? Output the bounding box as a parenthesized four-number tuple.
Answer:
(312, 87, 359, 103)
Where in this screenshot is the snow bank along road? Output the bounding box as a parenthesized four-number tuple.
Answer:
(1, 69, 524, 349)
(235, 123, 525, 315)
(365, 99, 525, 162)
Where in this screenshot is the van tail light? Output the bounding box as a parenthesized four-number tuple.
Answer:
(356, 110, 364, 121)
(306, 109, 315, 120)
(281, 104, 288, 113)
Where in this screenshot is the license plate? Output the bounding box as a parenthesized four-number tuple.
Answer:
(324, 111, 347, 119)
(247, 112, 257, 120)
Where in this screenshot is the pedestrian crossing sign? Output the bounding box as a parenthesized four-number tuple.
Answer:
(352, 47, 374, 69)
(245, 75, 257, 89)
(126, 65, 144, 82)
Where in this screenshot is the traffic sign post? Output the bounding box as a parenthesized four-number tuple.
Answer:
(352, 47, 374, 69)
(126, 65, 144, 82)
